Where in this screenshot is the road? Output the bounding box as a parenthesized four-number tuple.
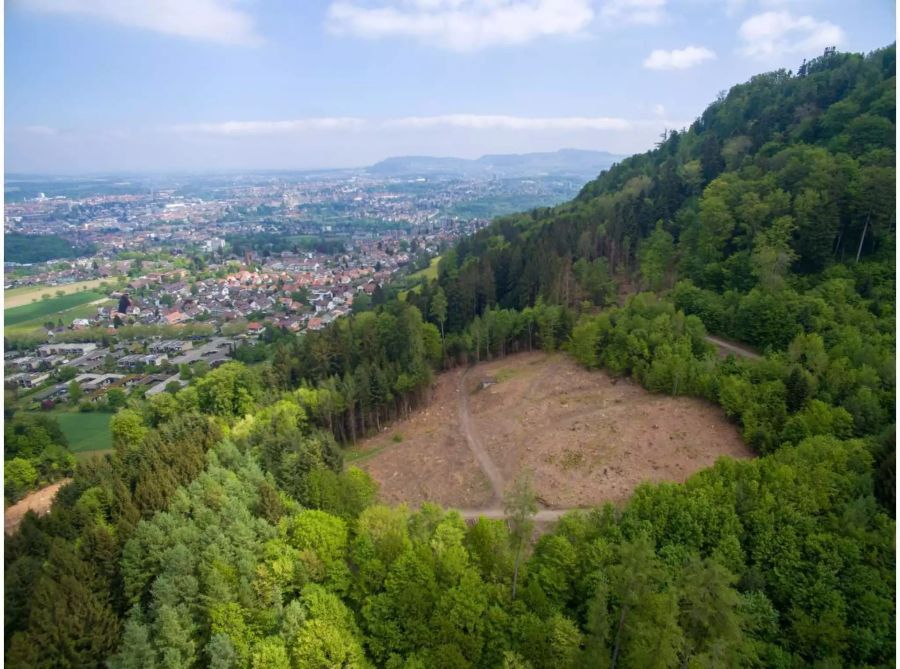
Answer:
(458, 367, 506, 503)
(5, 479, 70, 535)
(455, 367, 578, 524)
(704, 335, 762, 360)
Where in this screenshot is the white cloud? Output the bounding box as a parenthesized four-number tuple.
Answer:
(170, 118, 367, 135)
(653, 104, 666, 116)
(326, 0, 594, 51)
(170, 115, 635, 134)
(22, 125, 59, 136)
(738, 11, 844, 59)
(643, 45, 716, 70)
(600, 0, 666, 25)
(21, 0, 262, 46)
(384, 114, 632, 130)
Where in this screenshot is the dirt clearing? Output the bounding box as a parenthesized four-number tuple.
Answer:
(5, 479, 70, 535)
(351, 352, 752, 511)
(347, 367, 494, 509)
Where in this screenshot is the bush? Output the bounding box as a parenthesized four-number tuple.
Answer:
(5, 458, 38, 502)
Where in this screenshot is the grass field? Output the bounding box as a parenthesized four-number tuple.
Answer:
(5, 290, 106, 326)
(4, 299, 117, 337)
(409, 256, 441, 281)
(398, 256, 441, 300)
(4, 279, 110, 308)
(53, 412, 113, 453)
(19, 410, 113, 460)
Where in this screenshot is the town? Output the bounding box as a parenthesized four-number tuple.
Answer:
(4, 168, 579, 411)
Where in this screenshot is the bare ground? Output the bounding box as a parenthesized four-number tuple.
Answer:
(351, 352, 752, 513)
(468, 353, 751, 508)
(349, 369, 495, 509)
(5, 479, 70, 535)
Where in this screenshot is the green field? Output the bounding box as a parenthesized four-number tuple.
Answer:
(5, 290, 106, 326)
(409, 256, 441, 281)
(5, 299, 117, 337)
(398, 256, 442, 300)
(54, 411, 113, 453)
(4, 279, 111, 308)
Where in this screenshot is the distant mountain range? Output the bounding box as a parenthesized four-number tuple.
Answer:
(367, 148, 623, 179)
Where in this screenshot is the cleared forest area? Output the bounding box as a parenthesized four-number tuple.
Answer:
(351, 352, 753, 511)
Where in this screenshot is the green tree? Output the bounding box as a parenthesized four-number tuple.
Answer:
(67, 380, 84, 405)
(430, 286, 448, 343)
(110, 408, 148, 453)
(5, 458, 39, 502)
(504, 470, 538, 600)
(677, 557, 744, 666)
(106, 388, 128, 410)
(637, 222, 675, 291)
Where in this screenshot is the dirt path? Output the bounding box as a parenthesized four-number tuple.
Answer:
(4, 479, 70, 535)
(458, 366, 580, 522)
(458, 367, 506, 503)
(705, 335, 761, 360)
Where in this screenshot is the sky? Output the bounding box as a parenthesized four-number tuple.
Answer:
(4, 0, 896, 173)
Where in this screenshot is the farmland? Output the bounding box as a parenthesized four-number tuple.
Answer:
(5, 290, 107, 326)
(4, 279, 110, 308)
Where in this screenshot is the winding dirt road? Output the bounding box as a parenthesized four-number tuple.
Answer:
(458, 367, 506, 503)
(705, 335, 761, 360)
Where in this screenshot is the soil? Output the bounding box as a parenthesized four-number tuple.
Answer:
(351, 352, 752, 513)
(349, 368, 495, 509)
(4, 479, 70, 535)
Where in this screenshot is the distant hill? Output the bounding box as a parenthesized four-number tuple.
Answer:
(368, 148, 623, 179)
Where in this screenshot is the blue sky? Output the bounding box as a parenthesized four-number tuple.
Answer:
(5, 0, 896, 173)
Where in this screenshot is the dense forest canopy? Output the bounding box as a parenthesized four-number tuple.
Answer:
(4, 44, 895, 669)
(414, 47, 894, 328)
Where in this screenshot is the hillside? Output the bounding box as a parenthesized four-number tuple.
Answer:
(420, 46, 895, 326)
(4, 45, 895, 669)
(409, 44, 896, 449)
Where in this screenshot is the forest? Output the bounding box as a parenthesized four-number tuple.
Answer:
(4, 44, 895, 668)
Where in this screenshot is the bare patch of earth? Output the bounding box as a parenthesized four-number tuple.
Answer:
(5, 479, 70, 535)
(468, 352, 751, 508)
(348, 368, 494, 509)
(351, 352, 752, 511)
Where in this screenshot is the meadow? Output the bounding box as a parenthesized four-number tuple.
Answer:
(5, 290, 106, 326)
(53, 411, 113, 454)
(4, 279, 109, 308)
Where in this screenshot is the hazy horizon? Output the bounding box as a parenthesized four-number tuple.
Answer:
(4, 147, 627, 180)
